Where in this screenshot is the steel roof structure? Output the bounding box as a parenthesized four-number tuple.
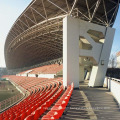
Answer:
(5, 0, 120, 69)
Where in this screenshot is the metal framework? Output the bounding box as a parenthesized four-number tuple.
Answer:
(5, 0, 120, 69)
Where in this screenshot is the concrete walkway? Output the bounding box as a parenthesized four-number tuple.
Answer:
(80, 80, 120, 120)
(61, 80, 120, 120)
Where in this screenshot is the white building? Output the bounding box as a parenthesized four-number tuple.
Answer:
(116, 52, 120, 68)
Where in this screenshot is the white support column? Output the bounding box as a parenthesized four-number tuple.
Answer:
(63, 16, 79, 88)
(88, 70, 92, 80)
(85, 72, 89, 80)
(63, 16, 115, 88)
(89, 27, 115, 87)
(85, 71, 91, 80)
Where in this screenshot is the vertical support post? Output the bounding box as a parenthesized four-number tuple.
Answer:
(89, 27, 115, 87)
(63, 16, 115, 88)
(63, 16, 79, 88)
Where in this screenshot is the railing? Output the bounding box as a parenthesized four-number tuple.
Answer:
(0, 93, 23, 112)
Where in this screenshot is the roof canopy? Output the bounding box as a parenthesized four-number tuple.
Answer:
(5, 0, 120, 69)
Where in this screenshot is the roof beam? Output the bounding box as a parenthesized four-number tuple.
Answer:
(24, 14, 36, 24)
(109, 1, 119, 26)
(24, 15, 30, 27)
(41, 0, 48, 20)
(91, 0, 101, 21)
(65, 0, 70, 12)
(30, 8, 37, 24)
(31, 7, 46, 20)
(69, 0, 78, 15)
(47, 0, 68, 14)
(85, 0, 91, 20)
(19, 19, 29, 28)
(16, 23, 24, 31)
(102, 0, 108, 25)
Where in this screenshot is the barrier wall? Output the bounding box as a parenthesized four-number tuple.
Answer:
(104, 77, 120, 107)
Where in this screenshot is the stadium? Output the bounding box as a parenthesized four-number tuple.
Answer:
(1, 0, 120, 120)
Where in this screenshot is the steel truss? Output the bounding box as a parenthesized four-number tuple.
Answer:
(5, 0, 120, 69)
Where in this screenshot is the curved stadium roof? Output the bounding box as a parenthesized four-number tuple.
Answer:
(5, 0, 120, 69)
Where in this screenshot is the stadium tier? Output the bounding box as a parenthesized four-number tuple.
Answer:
(5, 0, 120, 70)
(17, 64, 63, 78)
(0, 74, 73, 120)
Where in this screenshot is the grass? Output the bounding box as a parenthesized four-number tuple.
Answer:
(0, 81, 20, 102)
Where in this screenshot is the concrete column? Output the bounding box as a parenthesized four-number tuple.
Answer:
(63, 16, 115, 88)
(85, 72, 89, 80)
(79, 65, 84, 82)
(89, 27, 115, 87)
(86, 72, 91, 80)
(63, 16, 79, 88)
(88, 71, 92, 80)
(85, 67, 92, 80)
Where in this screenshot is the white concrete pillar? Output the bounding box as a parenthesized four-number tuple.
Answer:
(63, 16, 79, 88)
(79, 65, 84, 82)
(63, 16, 115, 88)
(89, 27, 115, 87)
(88, 70, 92, 80)
(85, 72, 89, 80)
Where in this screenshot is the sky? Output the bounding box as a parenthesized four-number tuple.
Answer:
(112, 8, 120, 54)
(0, 0, 32, 67)
(0, 1, 120, 67)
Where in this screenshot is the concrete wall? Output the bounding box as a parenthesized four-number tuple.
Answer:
(20, 73, 55, 78)
(38, 74, 55, 78)
(28, 74, 36, 77)
(117, 56, 120, 68)
(104, 77, 120, 107)
(21, 74, 28, 77)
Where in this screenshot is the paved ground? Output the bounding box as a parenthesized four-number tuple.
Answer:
(61, 80, 120, 120)
(80, 80, 120, 120)
(61, 90, 97, 120)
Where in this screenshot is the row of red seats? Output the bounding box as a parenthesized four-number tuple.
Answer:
(19, 64, 63, 75)
(7, 76, 63, 93)
(0, 76, 63, 120)
(15, 82, 61, 120)
(1, 73, 74, 120)
(6, 76, 47, 91)
(25, 85, 63, 120)
(42, 83, 74, 120)
(0, 83, 60, 119)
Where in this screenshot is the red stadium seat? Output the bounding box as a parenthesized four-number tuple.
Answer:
(24, 114, 34, 120)
(42, 83, 74, 120)
(1, 68, 63, 120)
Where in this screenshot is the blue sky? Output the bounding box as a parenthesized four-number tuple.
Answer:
(112, 8, 120, 54)
(0, 0, 32, 67)
(0, 1, 120, 67)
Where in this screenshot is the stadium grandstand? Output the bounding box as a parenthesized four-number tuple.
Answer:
(5, 0, 119, 70)
(1, 0, 120, 120)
